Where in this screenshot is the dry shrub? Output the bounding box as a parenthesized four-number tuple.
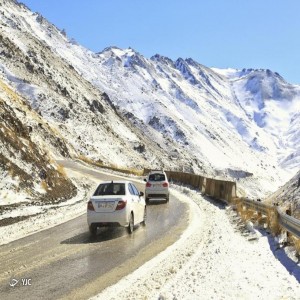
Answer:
(41, 180, 48, 191)
(0, 80, 20, 103)
(231, 197, 240, 206)
(267, 207, 281, 236)
(77, 155, 143, 176)
(57, 164, 66, 177)
(256, 214, 268, 226)
(235, 198, 258, 222)
(78, 155, 93, 164)
(292, 237, 300, 256)
(242, 210, 254, 222)
(8, 166, 14, 177)
(242, 209, 255, 222)
(236, 200, 246, 220)
(109, 163, 144, 176)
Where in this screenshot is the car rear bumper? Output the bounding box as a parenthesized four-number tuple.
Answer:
(145, 192, 169, 199)
(87, 210, 129, 227)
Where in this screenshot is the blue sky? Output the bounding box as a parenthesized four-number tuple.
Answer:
(21, 0, 300, 84)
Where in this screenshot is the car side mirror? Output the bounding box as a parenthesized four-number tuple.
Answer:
(139, 191, 144, 197)
(143, 178, 147, 182)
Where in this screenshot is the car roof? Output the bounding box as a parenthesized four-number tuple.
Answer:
(98, 180, 131, 184)
(149, 170, 165, 174)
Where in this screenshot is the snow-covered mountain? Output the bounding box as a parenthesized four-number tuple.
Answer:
(0, 77, 77, 205)
(0, 0, 300, 199)
(216, 68, 300, 169)
(0, 0, 179, 204)
(58, 43, 299, 196)
(265, 169, 300, 218)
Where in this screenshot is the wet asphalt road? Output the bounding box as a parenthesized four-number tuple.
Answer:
(0, 161, 189, 300)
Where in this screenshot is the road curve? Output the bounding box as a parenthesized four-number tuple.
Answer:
(0, 161, 189, 300)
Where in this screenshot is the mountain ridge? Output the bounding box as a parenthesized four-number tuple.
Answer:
(0, 0, 299, 200)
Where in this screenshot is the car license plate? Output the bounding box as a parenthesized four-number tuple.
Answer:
(98, 201, 114, 209)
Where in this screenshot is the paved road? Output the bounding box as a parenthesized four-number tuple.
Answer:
(0, 161, 189, 300)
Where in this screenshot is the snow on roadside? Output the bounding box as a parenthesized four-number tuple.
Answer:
(1, 161, 299, 299)
(0, 161, 144, 247)
(92, 186, 300, 300)
(0, 169, 97, 246)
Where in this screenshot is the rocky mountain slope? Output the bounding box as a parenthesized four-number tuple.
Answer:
(0, 0, 187, 205)
(0, 0, 299, 200)
(59, 44, 299, 196)
(0, 77, 76, 207)
(266, 169, 300, 217)
(0, 2, 166, 168)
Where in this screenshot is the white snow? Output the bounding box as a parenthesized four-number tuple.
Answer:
(0, 3, 300, 297)
(93, 186, 300, 300)
(1, 1, 300, 200)
(211, 67, 241, 78)
(0, 175, 29, 206)
(0, 159, 299, 298)
(0, 168, 96, 246)
(0, 162, 142, 246)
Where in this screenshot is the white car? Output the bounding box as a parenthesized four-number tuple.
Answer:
(87, 180, 146, 235)
(144, 170, 169, 204)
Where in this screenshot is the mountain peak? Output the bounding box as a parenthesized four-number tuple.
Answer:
(98, 46, 139, 58)
(150, 54, 174, 66)
(240, 68, 284, 80)
(1, 0, 299, 201)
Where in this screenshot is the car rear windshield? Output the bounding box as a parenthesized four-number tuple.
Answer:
(149, 173, 166, 181)
(94, 183, 126, 196)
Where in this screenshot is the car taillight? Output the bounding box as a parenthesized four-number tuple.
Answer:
(146, 182, 151, 187)
(87, 201, 95, 211)
(116, 200, 127, 210)
(162, 182, 168, 187)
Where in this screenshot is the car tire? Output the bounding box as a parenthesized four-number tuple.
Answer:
(166, 195, 169, 203)
(127, 213, 134, 234)
(89, 224, 97, 236)
(142, 206, 147, 226)
(146, 197, 150, 205)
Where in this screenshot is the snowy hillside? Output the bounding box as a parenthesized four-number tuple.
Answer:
(0, 0, 177, 207)
(265, 169, 300, 218)
(215, 67, 300, 170)
(0, 76, 76, 207)
(0, 0, 300, 199)
(0, 0, 175, 171)
(59, 44, 299, 197)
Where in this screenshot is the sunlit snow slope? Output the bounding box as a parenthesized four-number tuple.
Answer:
(1, 0, 299, 198)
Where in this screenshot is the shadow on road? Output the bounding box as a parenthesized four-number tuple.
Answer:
(61, 227, 126, 245)
(147, 200, 168, 205)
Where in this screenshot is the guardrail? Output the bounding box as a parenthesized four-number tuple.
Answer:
(242, 198, 270, 216)
(78, 158, 300, 240)
(143, 168, 300, 242)
(278, 209, 300, 239)
(239, 198, 300, 240)
(143, 168, 237, 202)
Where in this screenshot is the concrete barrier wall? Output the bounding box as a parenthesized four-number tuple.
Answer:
(144, 168, 299, 243)
(143, 169, 237, 202)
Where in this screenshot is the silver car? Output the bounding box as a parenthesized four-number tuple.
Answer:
(87, 181, 146, 235)
(144, 170, 169, 204)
